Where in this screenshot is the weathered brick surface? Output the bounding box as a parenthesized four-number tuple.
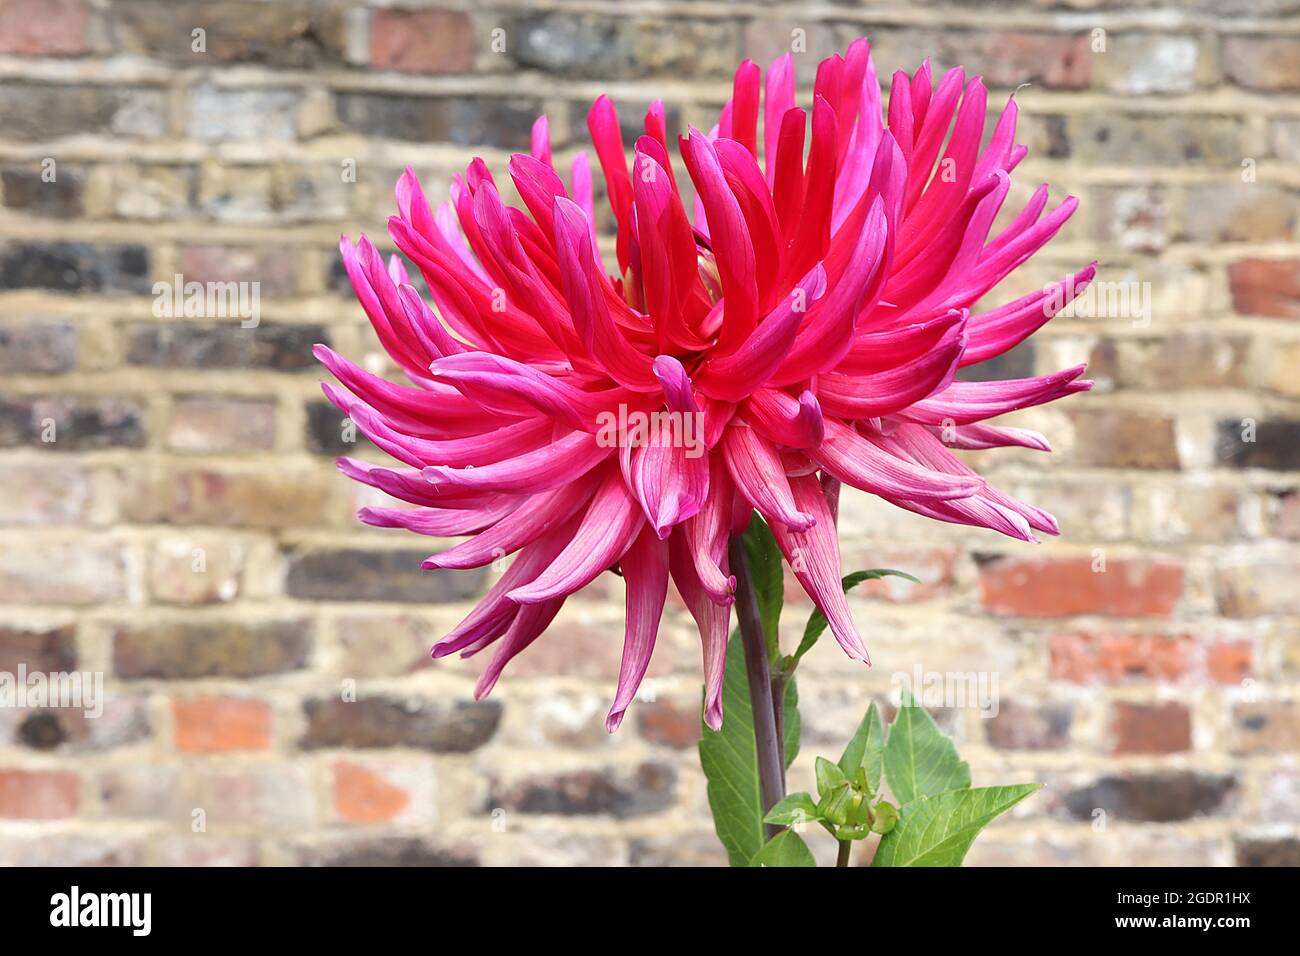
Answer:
(0, 1, 1296, 868)
(301, 697, 501, 753)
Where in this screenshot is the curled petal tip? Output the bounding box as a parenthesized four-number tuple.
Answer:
(604, 710, 627, 734)
(703, 708, 723, 733)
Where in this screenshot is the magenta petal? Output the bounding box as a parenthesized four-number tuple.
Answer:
(769, 474, 870, 663)
(606, 526, 671, 732)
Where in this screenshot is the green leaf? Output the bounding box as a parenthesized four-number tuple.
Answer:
(838, 701, 885, 791)
(882, 690, 971, 805)
(763, 792, 820, 826)
(751, 829, 817, 867)
(871, 785, 1039, 867)
(792, 570, 921, 664)
(699, 634, 803, 866)
(741, 515, 785, 660)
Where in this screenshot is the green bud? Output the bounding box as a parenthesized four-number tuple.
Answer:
(871, 800, 899, 834)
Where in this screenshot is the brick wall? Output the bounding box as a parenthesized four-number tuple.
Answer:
(0, 0, 1297, 867)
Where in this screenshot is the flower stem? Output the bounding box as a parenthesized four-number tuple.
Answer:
(836, 840, 853, 868)
(728, 536, 786, 839)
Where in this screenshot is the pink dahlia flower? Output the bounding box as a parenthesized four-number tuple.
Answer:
(318, 41, 1095, 732)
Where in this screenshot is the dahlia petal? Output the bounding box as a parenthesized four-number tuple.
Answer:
(626, 415, 709, 538)
(696, 266, 827, 402)
(744, 387, 827, 450)
(587, 95, 634, 270)
(816, 315, 965, 419)
(668, 529, 729, 730)
(338, 457, 510, 509)
(474, 597, 567, 698)
(359, 497, 520, 537)
(769, 474, 870, 663)
(770, 197, 888, 385)
(530, 115, 553, 167)
(772, 107, 807, 242)
(763, 54, 795, 186)
(811, 416, 985, 501)
(553, 197, 661, 391)
(606, 526, 671, 732)
(432, 518, 577, 658)
(680, 128, 760, 351)
(961, 262, 1097, 367)
(933, 422, 1053, 452)
(900, 364, 1093, 425)
(721, 423, 815, 532)
(423, 469, 602, 570)
(684, 454, 736, 603)
(344, 400, 552, 470)
(507, 468, 644, 604)
(423, 429, 611, 494)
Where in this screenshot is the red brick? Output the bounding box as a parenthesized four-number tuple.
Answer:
(0, 768, 79, 818)
(1050, 632, 1193, 683)
(0, 0, 89, 56)
(1207, 641, 1252, 684)
(980, 556, 1183, 618)
(636, 698, 699, 749)
(1110, 701, 1192, 754)
(1228, 259, 1300, 318)
(370, 9, 473, 74)
(173, 696, 272, 753)
(332, 761, 409, 823)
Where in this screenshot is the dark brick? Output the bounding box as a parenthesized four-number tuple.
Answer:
(1235, 836, 1300, 867)
(298, 837, 477, 867)
(1048, 114, 1243, 166)
(0, 242, 150, 293)
(16, 712, 66, 750)
(1, 167, 84, 218)
(0, 319, 77, 373)
(1216, 419, 1300, 471)
(300, 697, 502, 753)
(1069, 411, 1180, 469)
(335, 92, 540, 149)
(0, 84, 165, 140)
(0, 623, 76, 673)
(305, 400, 372, 454)
(0, 395, 147, 450)
(125, 322, 325, 371)
(285, 549, 487, 603)
(1061, 772, 1235, 822)
(958, 341, 1036, 383)
(489, 762, 677, 818)
(511, 14, 740, 80)
(115, 1, 345, 68)
(985, 700, 1072, 750)
(112, 618, 312, 679)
